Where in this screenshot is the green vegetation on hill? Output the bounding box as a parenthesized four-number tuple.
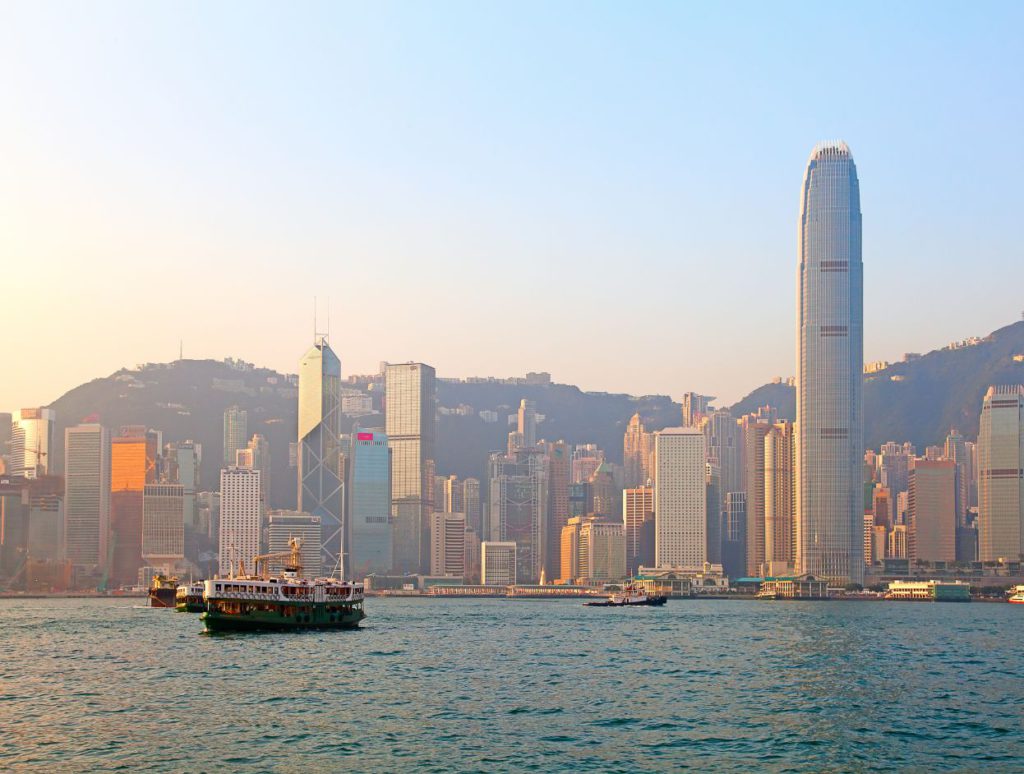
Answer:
(729, 320, 1024, 450)
(43, 319, 1024, 501)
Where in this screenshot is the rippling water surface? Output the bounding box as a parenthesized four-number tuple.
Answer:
(1, 598, 1022, 772)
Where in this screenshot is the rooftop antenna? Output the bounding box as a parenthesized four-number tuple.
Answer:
(179, 339, 183, 361)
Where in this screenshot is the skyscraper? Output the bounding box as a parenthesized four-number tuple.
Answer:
(429, 511, 466, 577)
(64, 424, 110, 571)
(348, 429, 392, 577)
(544, 440, 571, 581)
(109, 427, 158, 587)
(517, 399, 537, 448)
(219, 467, 261, 577)
(385, 362, 436, 574)
(740, 414, 771, 576)
(623, 413, 654, 488)
(623, 485, 655, 574)
(266, 510, 322, 577)
(487, 447, 549, 583)
(298, 338, 343, 575)
(222, 405, 248, 467)
(977, 386, 1024, 562)
(654, 428, 706, 568)
(764, 421, 796, 572)
(142, 483, 185, 571)
(908, 458, 956, 563)
(796, 141, 864, 584)
(10, 408, 55, 479)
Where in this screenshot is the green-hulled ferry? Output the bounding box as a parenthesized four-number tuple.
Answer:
(200, 539, 365, 633)
(176, 581, 205, 612)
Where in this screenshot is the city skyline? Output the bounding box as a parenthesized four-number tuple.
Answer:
(4, 4, 1024, 412)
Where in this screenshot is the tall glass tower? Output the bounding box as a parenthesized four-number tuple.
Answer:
(796, 141, 864, 584)
(297, 338, 343, 575)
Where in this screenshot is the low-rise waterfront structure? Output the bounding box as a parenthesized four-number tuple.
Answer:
(885, 579, 971, 601)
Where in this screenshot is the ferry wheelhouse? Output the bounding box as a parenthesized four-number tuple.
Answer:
(175, 581, 205, 613)
(201, 538, 365, 632)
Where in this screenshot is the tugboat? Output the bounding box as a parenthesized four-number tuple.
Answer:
(176, 581, 206, 612)
(201, 538, 365, 633)
(148, 574, 179, 608)
(584, 582, 667, 607)
(1008, 585, 1024, 604)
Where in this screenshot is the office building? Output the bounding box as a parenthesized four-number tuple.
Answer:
(796, 141, 864, 584)
(487, 447, 548, 583)
(10, 408, 55, 479)
(141, 483, 184, 571)
(544, 440, 571, 581)
(430, 511, 466, 577)
(64, 424, 110, 570)
(623, 413, 655, 488)
(481, 541, 516, 586)
(267, 510, 322, 577)
(560, 515, 626, 584)
(654, 428, 706, 568)
(722, 491, 747, 579)
(977, 386, 1024, 561)
(298, 338, 344, 574)
(109, 427, 158, 588)
(219, 467, 262, 577)
(385, 362, 436, 574)
(222, 405, 248, 466)
(347, 430, 391, 577)
(741, 415, 771, 576)
(623, 486, 655, 575)
(907, 459, 957, 563)
(764, 421, 796, 570)
(517, 399, 537, 448)
(462, 477, 481, 535)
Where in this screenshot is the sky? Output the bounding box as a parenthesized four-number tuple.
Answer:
(3, 1, 1023, 411)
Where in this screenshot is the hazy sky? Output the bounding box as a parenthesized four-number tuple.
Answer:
(3, 2, 1023, 412)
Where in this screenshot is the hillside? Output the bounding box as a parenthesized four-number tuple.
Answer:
(41, 318, 1024, 505)
(729, 319, 1024, 450)
(47, 360, 682, 503)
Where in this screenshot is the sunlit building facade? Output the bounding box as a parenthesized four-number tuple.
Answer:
(297, 338, 343, 575)
(64, 424, 110, 570)
(654, 428, 706, 568)
(109, 427, 158, 587)
(796, 141, 864, 584)
(385, 362, 436, 574)
(10, 408, 55, 479)
(977, 386, 1024, 562)
(222, 405, 248, 466)
(219, 467, 262, 577)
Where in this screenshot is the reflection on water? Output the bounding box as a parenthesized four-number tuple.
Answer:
(1, 598, 1022, 771)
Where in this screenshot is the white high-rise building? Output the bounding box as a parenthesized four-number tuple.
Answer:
(267, 511, 322, 577)
(977, 386, 1024, 562)
(10, 408, 55, 479)
(219, 467, 262, 577)
(142, 483, 185, 569)
(796, 141, 864, 584)
(64, 424, 111, 569)
(654, 428, 707, 568)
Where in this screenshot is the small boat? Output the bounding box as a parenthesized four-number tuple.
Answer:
(584, 583, 667, 607)
(148, 574, 179, 608)
(1008, 585, 1024, 604)
(176, 581, 206, 612)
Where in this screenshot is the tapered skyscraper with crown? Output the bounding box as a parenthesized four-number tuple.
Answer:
(796, 141, 864, 584)
(298, 337, 343, 575)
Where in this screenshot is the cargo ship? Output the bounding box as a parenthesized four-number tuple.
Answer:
(148, 575, 179, 608)
(176, 581, 206, 612)
(201, 538, 365, 633)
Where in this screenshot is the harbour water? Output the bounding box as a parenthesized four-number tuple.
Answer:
(2, 597, 1022, 771)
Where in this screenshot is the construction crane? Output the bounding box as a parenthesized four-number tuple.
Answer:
(251, 537, 304, 580)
